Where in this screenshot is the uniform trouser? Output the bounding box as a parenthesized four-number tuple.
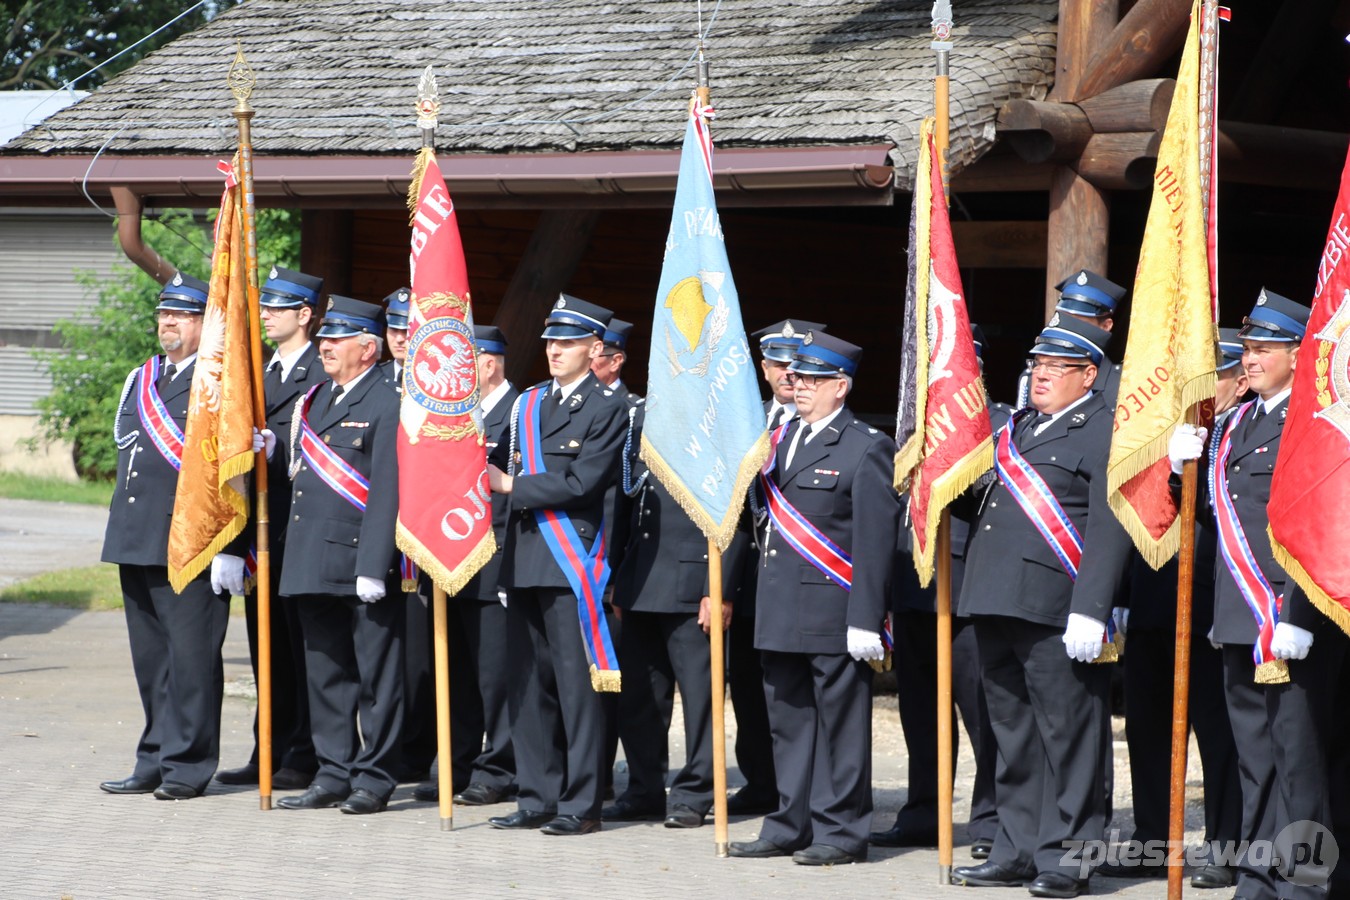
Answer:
(506, 587, 607, 819)
(975, 616, 1111, 877)
(242, 569, 315, 774)
(401, 589, 436, 777)
(120, 565, 230, 792)
(890, 610, 999, 843)
(293, 593, 405, 800)
(1124, 627, 1240, 846)
(1221, 644, 1280, 900)
(447, 597, 516, 791)
(1267, 619, 1350, 898)
(616, 610, 714, 814)
(759, 649, 874, 856)
(729, 611, 776, 799)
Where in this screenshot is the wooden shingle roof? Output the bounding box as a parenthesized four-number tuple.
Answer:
(4, 0, 1057, 186)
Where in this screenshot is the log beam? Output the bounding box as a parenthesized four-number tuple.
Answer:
(1049, 0, 1119, 102)
(494, 208, 601, 386)
(1046, 169, 1109, 315)
(1075, 0, 1190, 100)
(1075, 131, 1162, 191)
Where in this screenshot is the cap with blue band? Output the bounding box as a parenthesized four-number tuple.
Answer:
(157, 272, 209, 312)
(1030, 314, 1110, 365)
(384, 288, 412, 330)
(541, 293, 612, 340)
(752, 319, 827, 363)
(316, 295, 386, 338)
(474, 324, 508, 355)
(1217, 326, 1244, 371)
(1054, 269, 1126, 318)
(602, 318, 633, 351)
(788, 330, 861, 377)
(1237, 288, 1310, 343)
(260, 266, 323, 309)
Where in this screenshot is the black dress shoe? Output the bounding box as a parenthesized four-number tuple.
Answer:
(1027, 871, 1088, 898)
(952, 861, 1036, 887)
(1190, 863, 1236, 889)
(488, 809, 554, 830)
(413, 782, 438, 803)
(663, 804, 704, 829)
(453, 782, 506, 806)
(601, 797, 665, 821)
(99, 774, 161, 795)
(869, 822, 938, 848)
(540, 814, 601, 836)
(276, 785, 348, 810)
(153, 782, 200, 800)
(214, 763, 260, 786)
(728, 838, 793, 859)
(338, 788, 387, 815)
(793, 844, 865, 866)
(726, 789, 778, 816)
(271, 768, 313, 790)
(970, 841, 993, 860)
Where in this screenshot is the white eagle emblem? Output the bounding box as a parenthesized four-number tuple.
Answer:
(415, 332, 476, 401)
(192, 303, 227, 413)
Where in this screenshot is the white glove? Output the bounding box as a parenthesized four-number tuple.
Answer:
(498, 590, 509, 608)
(1062, 613, 1106, 663)
(1167, 424, 1208, 474)
(1207, 625, 1220, 650)
(252, 427, 277, 461)
(1270, 622, 1314, 660)
(846, 626, 885, 662)
(356, 575, 386, 604)
(210, 553, 246, 596)
(1112, 607, 1129, 639)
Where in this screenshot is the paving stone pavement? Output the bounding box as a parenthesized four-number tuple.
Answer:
(0, 503, 1202, 899)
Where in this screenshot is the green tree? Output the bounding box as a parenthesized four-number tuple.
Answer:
(35, 207, 299, 480)
(2, 1, 233, 90)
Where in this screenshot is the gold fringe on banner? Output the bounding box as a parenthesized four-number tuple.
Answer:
(1271, 532, 1350, 638)
(395, 520, 496, 599)
(912, 435, 994, 588)
(407, 146, 434, 220)
(639, 430, 771, 554)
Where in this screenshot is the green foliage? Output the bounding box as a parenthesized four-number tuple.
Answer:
(1, 1, 235, 90)
(0, 563, 123, 610)
(0, 470, 114, 505)
(34, 207, 299, 480)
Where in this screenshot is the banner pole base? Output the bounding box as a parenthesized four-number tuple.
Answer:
(939, 865, 952, 885)
(259, 794, 271, 811)
(440, 816, 454, 832)
(715, 842, 729, 858)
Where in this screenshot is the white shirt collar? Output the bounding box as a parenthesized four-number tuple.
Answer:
(1260, 388, 1291, 414)
(1035, 391, 1094, 433)
(331, 365, 375, 404)
(166, 353, 196, 378)
(268, 343, 311, 382)
(552, 373, 588, 401)
(801, 405, 844, 438)
(768, 399, 797, 425)
(481, 380, 512, 414)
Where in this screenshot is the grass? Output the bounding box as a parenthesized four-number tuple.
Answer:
(0, 471, 113, 506)
(0, 564, 246, 615)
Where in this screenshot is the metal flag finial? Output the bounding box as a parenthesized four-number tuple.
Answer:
(416, 65, 441, 131)
(931, 0, 953, 42)
(228, 42, 257, 110)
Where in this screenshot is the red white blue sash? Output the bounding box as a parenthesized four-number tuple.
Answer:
(759, 420, 853, 589)
(994, 411, 1117, 648)
(136, 357, 184, 471)
(517, 385, 619, 690)
(1210, 401, 1280, 667)
(297, 385, 370, 511)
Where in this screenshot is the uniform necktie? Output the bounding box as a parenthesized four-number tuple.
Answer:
(785, 422, 811, 470)
(264, 360, 282, 394)
(326, 384, 345, 415)
(158, 363, 176, 392)
(1244, 404, 1263, 440)
(769, 406, 785, 431)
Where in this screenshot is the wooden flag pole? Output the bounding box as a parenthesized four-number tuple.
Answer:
(414, 67, 454, 833)
(694, 52, 730, 859)
(228, 44, 273, 812)
(931, 1, 956, 884)
(1168, 449, 1200, 899)
(433, 585, 454, 831)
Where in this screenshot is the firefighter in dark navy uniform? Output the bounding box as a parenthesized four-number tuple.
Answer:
(1168, 289, 1325, 900)
(953, 315, 1132, 898)
(728, 331, 900, 866)
(98, 273, 233, 801)
(413, 325, 521, 806)
(214, 265, 325, 791)
(274, 296, 404, 816)
(484, 295, 629, 837)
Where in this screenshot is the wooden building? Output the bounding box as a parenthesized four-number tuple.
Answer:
(2, 0, 1347, 416)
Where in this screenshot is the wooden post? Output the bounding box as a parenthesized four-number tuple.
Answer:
(433, 585, 454, 831)
(707, 539, 729, 857)
(228, 45, 273, 812)
(936, 513, 954, 885)
(1168, 454, 1199, 899)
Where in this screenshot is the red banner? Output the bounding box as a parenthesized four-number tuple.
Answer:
(1269, 143, 1350, 635)
(395, 150, 494, 594)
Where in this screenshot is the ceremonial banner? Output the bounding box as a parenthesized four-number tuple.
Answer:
(1105, 0, 1217, 569)
(394, 148, 494, 594)
(894, 118, 992, 586)
(167, 161, 255, 591)
(1269, 142, 1350, 635)
(640, 99, 769, 550)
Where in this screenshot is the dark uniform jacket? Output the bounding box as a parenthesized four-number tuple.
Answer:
(103, 357, 196, 567)
(754, 408, 900, 654)
(959, 392, 1131, 627)
(611, 405, 741, 612)
(278, 366, 401, 597)
(1189, 398, 1293, 643)
(261, 344, 322, 552)
(458, 382, 519, 602)
(489, 372, 627, 590)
